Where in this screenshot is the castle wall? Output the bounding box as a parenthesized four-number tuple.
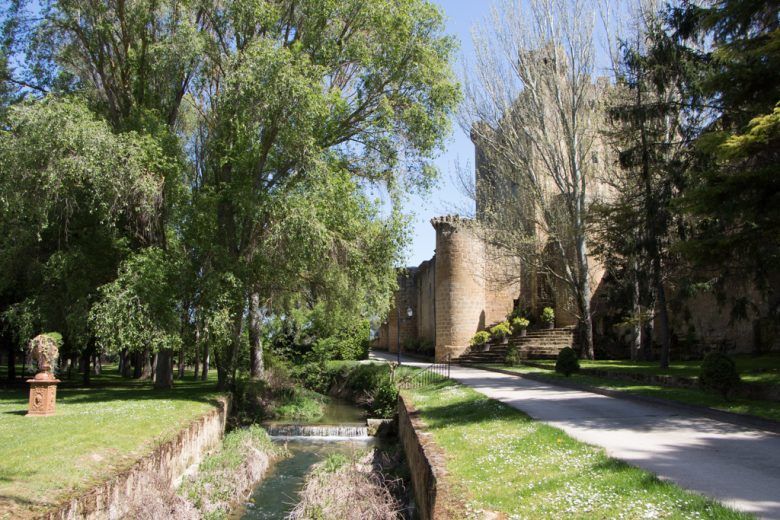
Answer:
(415, 259, 436, 345)
(668, 277, 777, 356)
(386, 271, 418, 353)
(482, 244, 521, 325)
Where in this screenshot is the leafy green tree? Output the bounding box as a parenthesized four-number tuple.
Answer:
(90, 248, 183, 388)
(0, 98, 170, 382)
(672, 0, 780, 284)
(1, 0, 458, 391)
(189, 0, 458, 387)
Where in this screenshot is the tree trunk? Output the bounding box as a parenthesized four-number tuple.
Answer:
(641, 314, 654, 361)
(154, 349, 174, 389)
(7, 345, 15, 382)
(576, 235, 595, 360)
(92, 355, 101, 375)
(178, 345, 185, 379)
(654, 266, 672, 369)
(201, 344, 210, 381)
(214, 349, 228, 389)
(248, 292, 264, 380)
(151, 352, 158, 383)
(118, 349, 126, 375)
(630, 264, 642, 361)
(220, 306, 245, 389)
(193, 323, 201, 380)
(81, 349, 91, 386)
(132, 351, 142, 378)
(140, 349, 153, 380)
(122, 350, 132, 377)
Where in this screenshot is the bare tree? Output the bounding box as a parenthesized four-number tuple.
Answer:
(460, 0, 607, 358)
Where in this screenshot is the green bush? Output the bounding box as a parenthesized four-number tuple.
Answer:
(418, 340, 435, 356)
(369, 378, 399, 418)
(700, 352, 741, 398)
(542, 307, 555, 324)
(490, 321, 511, 341)
(314, 334, 369, 361)
(511, 317, 529, 334)
(340, 363, 398, 418)
(555, 347, 579, 376)
(291, 361, 334, 394)
(505, 344, 520, 367)
(470, 331, 491, 347)
(403, 337, 419, 352)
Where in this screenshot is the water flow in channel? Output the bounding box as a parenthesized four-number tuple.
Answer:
(236, 399, 376, 519)
(237, 438, 380, 520)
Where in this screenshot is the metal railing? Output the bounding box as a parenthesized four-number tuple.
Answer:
(397, 355, 451, 389)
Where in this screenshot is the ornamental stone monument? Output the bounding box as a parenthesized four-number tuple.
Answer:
(27, 334, 61, 417)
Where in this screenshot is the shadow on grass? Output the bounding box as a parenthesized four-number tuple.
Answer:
(0, 375, 223, 411)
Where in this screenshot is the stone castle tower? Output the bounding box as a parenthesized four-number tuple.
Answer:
(375, 215, 518, 362)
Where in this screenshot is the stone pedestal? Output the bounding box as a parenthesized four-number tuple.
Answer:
(27, 372, 60, 417)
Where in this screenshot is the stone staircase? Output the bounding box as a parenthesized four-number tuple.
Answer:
(457, 327, 577, 365)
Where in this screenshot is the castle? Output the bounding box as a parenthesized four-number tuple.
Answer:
(375, 160, 779, 363)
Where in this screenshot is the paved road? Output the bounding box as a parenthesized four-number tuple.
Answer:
(370, 351, 780, 519)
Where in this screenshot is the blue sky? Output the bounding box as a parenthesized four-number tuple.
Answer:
(399, 0, 491, 267)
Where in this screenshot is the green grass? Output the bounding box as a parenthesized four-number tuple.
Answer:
(405, 380, 750, 519)
(179, 424, 279, 518)
(272, 386, 327, 422)
(525, 353, 780, 386)
(0, 366, 223, 519)
(486, 364, 780, 423)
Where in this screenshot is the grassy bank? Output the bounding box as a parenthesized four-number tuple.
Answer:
(485, 363, 780, 423)
(520, 354, 780, 386)
(289, 449, 402, 519)
(177, 425, 281, 519)
(405, 379, 750, 519)
(0, 367, 223, 519)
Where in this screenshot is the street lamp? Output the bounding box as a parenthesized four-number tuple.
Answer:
(397, 306, 414, 365)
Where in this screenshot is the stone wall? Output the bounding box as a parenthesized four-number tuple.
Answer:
(397, 394, 461, 520)
(375, 215, 520, 362)
(42, 396, 231, 520)
(433, 216, 488, 361)
(668, 277, 779, 356)
(416, 259, 436, 345)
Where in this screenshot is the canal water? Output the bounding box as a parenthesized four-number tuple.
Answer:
(236, 438, 380, 519)
(235, 398, 379, 519)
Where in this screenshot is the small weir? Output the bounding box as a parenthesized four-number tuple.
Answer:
(263, 423, 369, 439)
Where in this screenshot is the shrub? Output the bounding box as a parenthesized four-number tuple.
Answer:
(402, 337, 419, 352)
(541, 307, 555, 324)
(490, 321, 511, 341)
(340, 363, 397, 417)
(700, 352, 741, 398)
(470, 331, 491, 347)
(511, 317, 530, 334)
(555, 347, 579, 376)
(418, 340, 435, 356)
(368, 378, 399, 418)
(505, 344, 520, 367)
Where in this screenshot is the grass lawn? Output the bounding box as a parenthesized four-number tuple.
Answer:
(405, 379, 750, 519)
(484, 364, 780, 423)
(524, 354, 780, 386)
(0, 366, 223, 520)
